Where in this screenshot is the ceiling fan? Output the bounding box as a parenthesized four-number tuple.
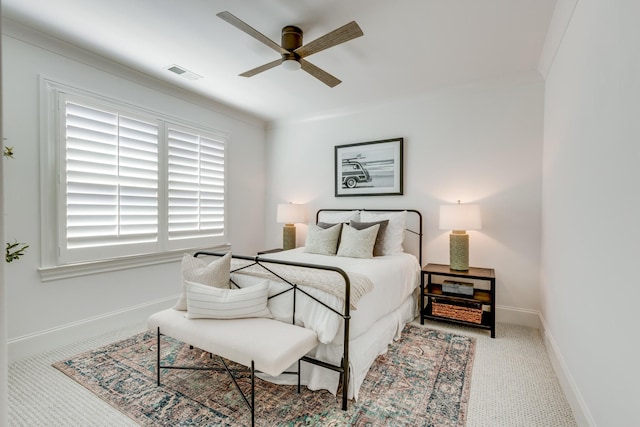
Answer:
(216, 11, 363, 88)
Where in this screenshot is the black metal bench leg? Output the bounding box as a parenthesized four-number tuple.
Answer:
(156, 327, 161, 386)
(152, 332, 312, 425)
(251, 360, 255, 427)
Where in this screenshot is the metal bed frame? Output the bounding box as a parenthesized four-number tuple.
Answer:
(194, 208, 422, 411)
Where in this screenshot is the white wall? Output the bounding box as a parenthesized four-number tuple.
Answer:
(1, 25, 267, 360)
(0, 16, 7, 426)
(265, 76, 544, 327)
(542, 1, 640, 425)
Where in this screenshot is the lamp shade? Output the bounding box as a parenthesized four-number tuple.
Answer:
(276, 203, 305, 224)
(439, 204, 481, 231)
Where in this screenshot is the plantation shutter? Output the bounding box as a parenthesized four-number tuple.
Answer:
(63, 99, 159, 252)
(167, 127, 225, 241)
(52, 87, 228, 266)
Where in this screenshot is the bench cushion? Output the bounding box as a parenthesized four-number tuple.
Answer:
(148, 309, 318, 377)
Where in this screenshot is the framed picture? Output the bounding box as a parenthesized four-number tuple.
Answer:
(335, 137, 403, 197)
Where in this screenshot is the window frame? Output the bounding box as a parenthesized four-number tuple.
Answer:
(39, 78, 230, 280)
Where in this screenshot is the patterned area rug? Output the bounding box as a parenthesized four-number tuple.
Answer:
(53, 324, 475, 426)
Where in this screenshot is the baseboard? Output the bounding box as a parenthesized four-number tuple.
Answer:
(539, 315, 596, 427)
(7, 296, 176, 363)
(495, 305, 541, 329)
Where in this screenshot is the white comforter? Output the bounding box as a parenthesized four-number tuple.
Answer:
(230, 248, 420, 344)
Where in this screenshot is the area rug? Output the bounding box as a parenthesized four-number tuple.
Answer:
(53, 324, 475, 426)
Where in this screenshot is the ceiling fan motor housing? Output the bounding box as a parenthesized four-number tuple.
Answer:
(282, 25, 303, 60)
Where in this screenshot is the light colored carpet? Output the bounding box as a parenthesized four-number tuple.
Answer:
(8, 321, 577, 426)
(444, 322, 577, 427)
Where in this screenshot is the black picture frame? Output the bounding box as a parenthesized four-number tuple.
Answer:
(335, 137, 403, 197)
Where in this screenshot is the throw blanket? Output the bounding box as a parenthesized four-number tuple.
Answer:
(230, 258, 373, 309)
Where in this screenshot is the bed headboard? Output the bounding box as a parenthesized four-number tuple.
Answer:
(315, 208, 423, 265)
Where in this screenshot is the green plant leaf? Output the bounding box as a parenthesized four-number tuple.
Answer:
(6, 240, 29, 263)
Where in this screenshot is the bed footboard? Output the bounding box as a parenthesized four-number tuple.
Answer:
(194, 251, 353, 410)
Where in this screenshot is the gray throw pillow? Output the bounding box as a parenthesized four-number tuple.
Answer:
(337, 224, 380, 259)
(317, 222, 340, 229)
(349, 219, 389, 256)
(360, 211, 406, 255)
(304, 223, 342, 255)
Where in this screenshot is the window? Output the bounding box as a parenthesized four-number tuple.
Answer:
(63, 99, 159, 259)
(167, 126, 225, 243)
(52, 90, 227, 266)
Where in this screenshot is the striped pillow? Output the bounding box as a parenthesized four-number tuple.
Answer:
(185, 280, 272, 319)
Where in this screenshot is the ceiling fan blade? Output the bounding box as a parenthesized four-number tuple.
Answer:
(217, 11, 288, 55)
(294, 21, 363, 58)
(299, 59, 341, 88)
(239, 58, 283, 77)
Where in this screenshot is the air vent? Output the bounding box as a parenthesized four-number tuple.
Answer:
(165, 64, 202, 81)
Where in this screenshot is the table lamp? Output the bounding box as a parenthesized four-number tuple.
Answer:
(276, 203, 305, 250)
(439, 201, 481, 271)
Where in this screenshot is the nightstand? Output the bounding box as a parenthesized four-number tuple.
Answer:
(420, 263, 496, 338)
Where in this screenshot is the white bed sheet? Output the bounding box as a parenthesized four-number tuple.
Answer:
(230, 248, 420, 344)
(230, 247, 421, 399)
(309, 293, 418, 399)
(259, 291, 418, 399)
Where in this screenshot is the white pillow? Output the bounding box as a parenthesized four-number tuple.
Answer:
(337, 224, 380, 259)
(317, 210, 360, 223)
(304, 223, 342, 255)
(359, 211, 407, 255)
(185, 280, 272, 319)
(174, 252, 231, 311)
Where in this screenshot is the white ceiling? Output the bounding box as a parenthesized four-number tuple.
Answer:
(2, 0, 557, 122)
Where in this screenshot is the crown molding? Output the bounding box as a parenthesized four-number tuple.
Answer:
(537, 0, 579, 79)
(1, 17, 266, 129)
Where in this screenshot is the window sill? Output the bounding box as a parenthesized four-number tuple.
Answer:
(39, 244, 231, 282)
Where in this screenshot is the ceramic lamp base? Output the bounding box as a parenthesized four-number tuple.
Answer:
(449, 231, 469, 271)
(283, 224, 296, 250)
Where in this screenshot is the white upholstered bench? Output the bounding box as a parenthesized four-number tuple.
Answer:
(147, 308, 319, 426)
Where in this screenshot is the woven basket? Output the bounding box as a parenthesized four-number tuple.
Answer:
(432, 300, 483, 324)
